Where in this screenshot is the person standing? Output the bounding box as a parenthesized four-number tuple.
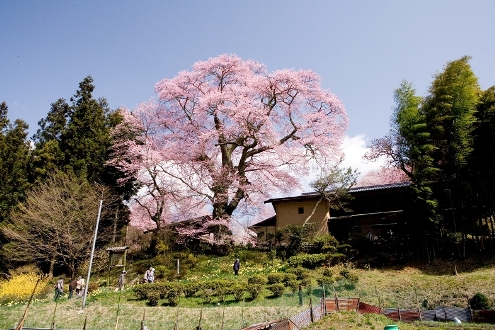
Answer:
(118, 270, 127, 290)
(68, 278, 77, 299)
(144, 267, 155, 283)
(233, 258, 240, 276)
(54, 277, 64, 301)
(148, 267, 155, 283)
(76, 276, 85, 298)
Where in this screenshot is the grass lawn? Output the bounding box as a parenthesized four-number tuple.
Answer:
(2, 255, 495, 329)
(307, 312, 495, 330)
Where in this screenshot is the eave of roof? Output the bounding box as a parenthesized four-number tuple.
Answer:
(264, 181, 411, 204)
(249, 215, 276, 228)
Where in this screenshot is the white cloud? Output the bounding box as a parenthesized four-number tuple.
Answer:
(340, 134, 384, 177)
(296, 134, 383, 194)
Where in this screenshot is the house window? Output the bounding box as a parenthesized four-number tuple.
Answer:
(298, 207, 304, 214)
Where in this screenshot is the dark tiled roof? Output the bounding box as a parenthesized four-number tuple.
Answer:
(265, 181, 411, 203)
(344, 181, 410, 193)
(249, 215, 276, 228)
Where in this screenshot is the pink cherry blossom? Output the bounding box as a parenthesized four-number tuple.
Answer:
(109, 54, 347, 229)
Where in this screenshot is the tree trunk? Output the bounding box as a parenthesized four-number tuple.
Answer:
(478, 217, 485, 251)
(49, 255, 55, 278)
(302, 197, 324, 227)
(112, 202, 120, 244)
(490, 214, 495, 241)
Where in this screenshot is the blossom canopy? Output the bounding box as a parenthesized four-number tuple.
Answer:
(109, 54, 348, 226)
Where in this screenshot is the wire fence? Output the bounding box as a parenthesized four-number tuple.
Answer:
(7, 288, 495, 330)
(241, 297, 495, 330)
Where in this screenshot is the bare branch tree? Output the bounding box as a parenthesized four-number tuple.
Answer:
(1, 171, 117, 276)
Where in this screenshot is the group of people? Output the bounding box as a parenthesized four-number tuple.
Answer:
(53, 259, 240, 300)
(54, 276, 85, 301)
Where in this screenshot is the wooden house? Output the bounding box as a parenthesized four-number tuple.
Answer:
(250, 182, 411, 244)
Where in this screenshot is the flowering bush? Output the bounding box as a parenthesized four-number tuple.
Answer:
(0, 272, 49, 305)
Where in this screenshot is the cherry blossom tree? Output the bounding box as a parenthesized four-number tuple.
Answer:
(109, 54, 347, 227)
(356, 167, 410, 187)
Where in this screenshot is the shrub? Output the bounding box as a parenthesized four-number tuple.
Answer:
(153, 265, 168, 280)
(217, 286, 229, 302)
(182, 282, 201, 298)
(246, 284, 263, 300)
(325, 253, 346, 266)
(198, 288, 215, 304)
(339, 269, 350, 278)
(469, 292, 492, 310)
(231, 283, 246, 301)
(286, 267, 311, 281)
(286, 280, 299, 293)
(147, 291, 160, 306)
(267, 283, 285, 297)
(345, 272, 359, 284)
(339, 269, 358, 283)
(133, 283, 167, 301)
(203, 279, 231, 291)
(248, 274, 267, 285)
(267, 273, 285, 284)
(288, 254, 328, 269)
(316, 276, 333, 287)
(165, 284, 181, 306)
(133, 284, 149, 300)
(283, 273, 297, 283)
(307, 234, 339, 254)
(322, 268, 333, 277)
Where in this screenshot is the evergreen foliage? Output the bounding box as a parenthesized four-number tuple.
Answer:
(367, 56, 495, 259)
(0, 102, 31, 225)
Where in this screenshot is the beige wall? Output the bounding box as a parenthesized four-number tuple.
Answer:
(274, 199, 329, 235)
(253, 226, 277, 243)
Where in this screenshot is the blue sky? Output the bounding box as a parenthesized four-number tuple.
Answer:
(1, 1, 494, 175)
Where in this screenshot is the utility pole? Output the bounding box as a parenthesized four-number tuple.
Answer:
(82, 199, 103, 310)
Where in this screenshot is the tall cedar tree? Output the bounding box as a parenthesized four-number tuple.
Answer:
(31, 77, 135, 243)
(32, 76, 119, 183)
(0, 102, 31, 224)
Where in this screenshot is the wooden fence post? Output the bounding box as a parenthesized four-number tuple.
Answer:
(196, 306, 203, 330)
(221, 308, 225, 330)
(174, 304, 179, 330)
(321, 292, 326, 315)
(140, 309, 146, 330)
(15, 277, 41, 330)
(309, 298, 314, 323)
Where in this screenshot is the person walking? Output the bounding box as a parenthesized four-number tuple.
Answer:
(54, 277, 64, 301)
(118, 270, 127, 290)
(68, 278, 77, 299)
(233, 258, 240, 276)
